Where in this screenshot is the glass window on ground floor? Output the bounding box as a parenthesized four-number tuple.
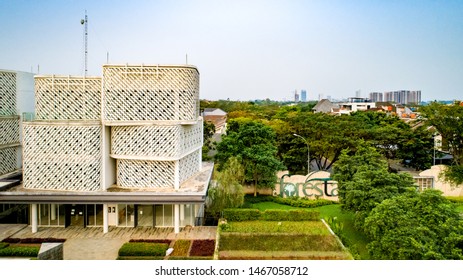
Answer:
(117, 204, 135, 227)
(38, 204, 65, 227)
(155, 204, 173, 227)
(86, 204, 103, 227)
(137, 205, 154, 227)
(180, 204, 196, 227)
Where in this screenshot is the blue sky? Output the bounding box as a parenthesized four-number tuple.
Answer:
(1, 0, 462, 101)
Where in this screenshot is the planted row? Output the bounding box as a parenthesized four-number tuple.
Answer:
(0, 243, 40, 257)
(118, 242, 169, 257)
(223, 208, 319, 222)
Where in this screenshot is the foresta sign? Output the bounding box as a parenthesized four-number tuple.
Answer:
(277, 174, 338, 199)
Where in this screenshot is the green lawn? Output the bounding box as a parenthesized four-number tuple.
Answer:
(250, 201, 371, 260)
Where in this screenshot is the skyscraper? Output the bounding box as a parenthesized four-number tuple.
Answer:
(369, 92, 383, 102)
(300, 90, 307, 102)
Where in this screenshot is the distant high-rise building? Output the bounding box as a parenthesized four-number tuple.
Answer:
(384, 90, 421, 104)
(294, 90, 299, 102)
(369, 92, 383, 102)
(301, 90, 307, 102)
(355, 89, 361, 98)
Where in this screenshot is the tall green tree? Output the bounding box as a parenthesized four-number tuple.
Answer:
(333, 142, 416, 227)
(365, 189, 463, 259)
(420, 102, 463, 184)
(207, 157, 245, 217)
(216, 120, 285, 196)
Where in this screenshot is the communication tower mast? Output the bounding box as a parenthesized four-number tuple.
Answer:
(81, 11, 88, 77)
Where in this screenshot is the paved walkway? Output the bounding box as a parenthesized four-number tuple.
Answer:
(1, 224, 217, 260)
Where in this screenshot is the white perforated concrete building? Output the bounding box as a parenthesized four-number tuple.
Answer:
(0, 65, 212, 234)
(0, 70, 34, 179)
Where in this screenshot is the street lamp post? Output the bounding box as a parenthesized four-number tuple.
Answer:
(293, 134, 310, 174)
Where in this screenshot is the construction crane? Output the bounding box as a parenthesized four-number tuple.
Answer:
(80, 11, 88, 77)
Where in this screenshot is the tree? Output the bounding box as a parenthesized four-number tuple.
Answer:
(202, 120, 216, 161)
(421, 102, 463, 184)
(215, 120, 285, 196)
(332, 141, 416, 227)
(396, 124, 433, 170)
(365, 189, 463, 259)
(206, 157, 245, 217)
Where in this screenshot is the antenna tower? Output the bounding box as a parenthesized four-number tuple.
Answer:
(81, 11, 88, 77)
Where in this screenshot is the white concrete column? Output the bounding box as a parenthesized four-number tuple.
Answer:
(198, 148, 202, 171)
(180, 204, 185, 226)
(174, 161, 180, 190)
(50, 204, 56, 221)
(103, 204, 109, 234)
(174, 204, 180, 234)
(31, 204, 38, 233)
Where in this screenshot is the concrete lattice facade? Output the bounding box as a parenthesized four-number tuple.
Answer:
(0, 70, 34, 178)
(23, 76, 103, 191)
(103, 65, 203, 190)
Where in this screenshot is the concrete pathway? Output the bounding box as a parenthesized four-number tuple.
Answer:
(63, 238, 128, 260)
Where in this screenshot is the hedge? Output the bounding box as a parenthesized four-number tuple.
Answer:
(0, 242, 9, 250)
(262, 209, 320, 221)
(0, 246, 40, 257)
(190, 240, 215, 256)
(129, 239, 172, 244)
(118, 242, 169, 257)
(223, 209, 261, 221)
(243, 195, 336, 208)
(1, 237, 66, 244)
(170, 240, 191, 256)
(223, 208, 320, 222)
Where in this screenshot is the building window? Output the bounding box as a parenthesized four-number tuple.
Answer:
(414, 177, 434, 192)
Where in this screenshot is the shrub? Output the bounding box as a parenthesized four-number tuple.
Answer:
(118, 242, 169, 257)
(446, 196, 463, 204)
(1, 238, 20, 243)
(223, 209, 261, 221)
(262, 209, 320, 221)
(0, 246, 40, 257)
(168, 256, 213, 260)
(189, 240, 215, 256)
(272, 196, 335, 208)
(117, 256, 165, 260)
(1, 238, 65, 244)
(0, 242, 9, 250)
(129, 239, 172, 244)
(170, 240, 191, 257)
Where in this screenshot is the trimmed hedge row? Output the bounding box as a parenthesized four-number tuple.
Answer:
(0, 242, 9, 250)
(118, 242, 169, 257)
(223, 208, 319, 222)
(262, 209, 319, 221)
(223, 209, 261, 221)
(446, 196, 463, 204)
(2, 237, 66, 244)
(244, 195, 336, 208)
(0, 245, 40, 257)
(189, 240, 215, 256)
(129, 239, 172, 244)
